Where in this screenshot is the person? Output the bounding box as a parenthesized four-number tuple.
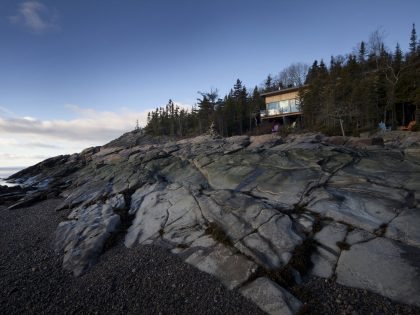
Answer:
(272, 123, 279, 133)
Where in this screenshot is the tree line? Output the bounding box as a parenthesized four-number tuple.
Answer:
(145, 80, 265, 137)
(302, 25, 420, 134)
(144, 25, 420, 137)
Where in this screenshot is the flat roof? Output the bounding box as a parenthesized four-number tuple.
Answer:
(260, 85, 307, 97)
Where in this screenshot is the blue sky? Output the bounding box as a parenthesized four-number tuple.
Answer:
(0, 0, 419, 168)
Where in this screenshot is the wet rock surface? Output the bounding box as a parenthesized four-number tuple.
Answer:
(2, 130, 420, 314)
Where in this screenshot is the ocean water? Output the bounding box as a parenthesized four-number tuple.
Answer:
(0, 167, 24, 186)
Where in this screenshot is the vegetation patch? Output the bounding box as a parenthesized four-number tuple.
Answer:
(102, 231, 121, 253)
(312, 216, 323, 234)
(243, 265, 295, 289)
(374, 223, 388, 237)
(410, 123, 420, 132)
(176, 243, 189, 249)
(293, 203, 308, 213)
(204, 222, 233, 247)
(102, 191, 136, 253)
(102, 206, 135, 253)
(289, 239, 315, 275)
(336, 241, 351, 251)
(245, 238, 316, 289)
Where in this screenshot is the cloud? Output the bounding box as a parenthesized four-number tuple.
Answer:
(0, 153, 50, 168)
(0, 153, 48, 160)
(9, 1, 60, 34)
(0, 103, 193, 143)
(0, 106, 15, 117)
(0, 106, 151, 143)
(0, 138, 19, 146)
(0, 103, 192, 167)
(26, 142, 62, 149)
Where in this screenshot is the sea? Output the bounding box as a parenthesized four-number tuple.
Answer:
(0, 167, 24, 187)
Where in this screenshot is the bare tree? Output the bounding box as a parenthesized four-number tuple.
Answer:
(276, 63, 309, 88)
(368, 28, 387, 57)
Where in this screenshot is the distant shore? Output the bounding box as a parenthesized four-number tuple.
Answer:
(0, 167, 24, 178)
(0, 167, 24, 186)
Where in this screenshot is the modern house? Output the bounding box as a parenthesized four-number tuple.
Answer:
(260, 86, 304, 125)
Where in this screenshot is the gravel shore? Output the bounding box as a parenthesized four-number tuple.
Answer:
(1, 198, 419, 314)
(290, 277, 420, 315)
(0, 199, 264, 315)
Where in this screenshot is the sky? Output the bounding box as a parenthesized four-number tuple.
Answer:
(0, 0, 419, 168)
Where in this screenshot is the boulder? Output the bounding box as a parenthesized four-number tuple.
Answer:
(336, 237, 420, 307)
(386, 208, 420, 248)
(310, 222, 348, 278)
(240, 277, 302, 315)
(55, 202, 121, 276)
(185, 243, 257, 289)
(346, 137, 384, 148)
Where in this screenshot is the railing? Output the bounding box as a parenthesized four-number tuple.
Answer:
(261, 108, 302, 118)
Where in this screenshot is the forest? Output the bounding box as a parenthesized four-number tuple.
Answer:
(144, 25, 420, 137)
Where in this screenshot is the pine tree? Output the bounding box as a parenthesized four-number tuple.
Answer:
(264, 75, 274, 92)
(358, 41, 366, 64)
(233, 79, 243, 99)
(410, 23, 417, 54)
(394, 43, 403, 72)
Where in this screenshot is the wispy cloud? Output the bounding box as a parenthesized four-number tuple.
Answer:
(0, 103, 192, 167)
(0, 138, 19, 146)
(9, 1, 60, 34)
(0, 103, 192, 143)
(0, 106, 152, 142)
(0, 153, 49, 161)
(26, 142, 62, 149)
(0, 153, 50, 168)
(0, 106, 15, 117)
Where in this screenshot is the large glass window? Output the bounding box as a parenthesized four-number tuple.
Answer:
(267, 102, 279, 110)
(289, 99, 298, 112)
(279, 100, 290, 113)
(266, 97, 300, 116)
(267, 102, 280, 115)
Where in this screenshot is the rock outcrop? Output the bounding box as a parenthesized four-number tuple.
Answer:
(3, 131, 420, 314)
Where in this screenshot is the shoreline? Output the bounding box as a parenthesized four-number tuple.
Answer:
(1, 197, 419, 314)
(0, 198, 265, 314)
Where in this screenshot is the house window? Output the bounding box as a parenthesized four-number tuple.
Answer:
(266, 97, 300, 116)
(279, 100, 290, 113)
(267, 102, 279, 111)
(289, 99, 298, 112)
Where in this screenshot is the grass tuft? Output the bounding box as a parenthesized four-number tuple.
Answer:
(336, 241, 351, 251)
(204, 222, 233, 247)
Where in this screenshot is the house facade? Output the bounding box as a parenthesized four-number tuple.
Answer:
(260, 86, 303, 120)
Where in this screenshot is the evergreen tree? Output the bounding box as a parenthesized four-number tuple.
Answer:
(263, 75, 275, 92)
(358, 41, 366, 63)
(394, 43, 403, 72)
(410, 23, 417, 54)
